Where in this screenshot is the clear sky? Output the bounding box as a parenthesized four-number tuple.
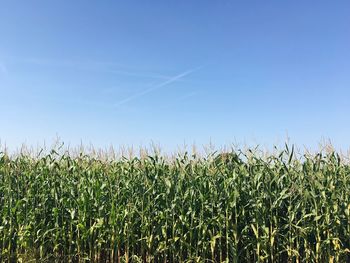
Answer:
(1, 1, 350, 151)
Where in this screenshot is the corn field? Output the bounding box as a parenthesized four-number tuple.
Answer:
(0, 146, 350, 262)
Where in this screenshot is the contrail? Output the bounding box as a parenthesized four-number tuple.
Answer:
(113, 66, 202, 107)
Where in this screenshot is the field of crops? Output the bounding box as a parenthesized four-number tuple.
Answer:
(0, 146, 350, 262)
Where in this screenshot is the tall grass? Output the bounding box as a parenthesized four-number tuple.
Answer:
(0, 146, 350, 262)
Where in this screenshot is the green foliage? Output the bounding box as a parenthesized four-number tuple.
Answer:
(0, 147, 350, 262)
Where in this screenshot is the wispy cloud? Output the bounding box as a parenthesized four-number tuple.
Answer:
(12, 57, 176, 80)
(113, 66, 202, 107)
(102, 68, 175, 80)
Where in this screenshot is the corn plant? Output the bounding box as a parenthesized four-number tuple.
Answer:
(0, 146, 350, 262)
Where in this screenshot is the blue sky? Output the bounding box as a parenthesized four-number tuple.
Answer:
(1, 1, 350, 151)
